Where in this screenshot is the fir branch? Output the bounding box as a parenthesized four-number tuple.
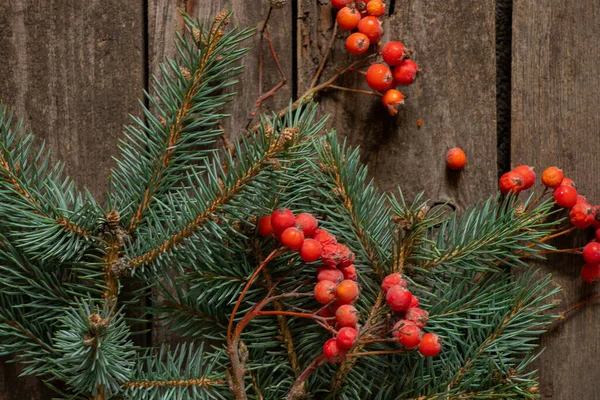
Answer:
(121, 377, 225, 389)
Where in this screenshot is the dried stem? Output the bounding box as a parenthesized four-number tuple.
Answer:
(310, 22, 339, 89)
(560, 294, 600, 319)
(287, 355, 327, 400)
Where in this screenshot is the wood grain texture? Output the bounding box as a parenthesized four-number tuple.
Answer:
(147, 0, 294, 345)
(0, 0, 145, 398)
(512, 2, 600, 398)
(297, 0, 497, 209)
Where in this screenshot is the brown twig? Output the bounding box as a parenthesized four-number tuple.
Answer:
(287, 355, 327, 400)
(310, 23, 339, 89)
(327, 85, 382, 97)
(347, 349, 408, 357)
(560, 294, 600, 319)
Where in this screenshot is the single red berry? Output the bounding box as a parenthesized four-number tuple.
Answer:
(321, 244, 343, 267)
(386, 285, 412, 311)
(323, 338, 347, 362)
(337, 280, 360, 304)
(581, 263, 600, 284)
(561, 177, 576, 188)
(381, 41, 407, 66)
(319, 306, 336, 320)
(271, 208, 295, 232)
(381, 273, 407, 293)
(418, 333, 442, 357)
(281, 227, 305, 249)
(446, 148, 467, 171)
(314, 280, 337, 304)
(499, 171, 524, 195)
(340, 264, 357, 281)
(405, 308, 429, 328)
(337, 244, 356, 268)
(570, 204, 595, 229)
(336, 327, 359, 349)
(393, 320, 422, 349)
(366, 0, 386, 17)
(346, 32, 371, 55)
(358, 16, 383, 43)
(513, 165, 536, 189)
(576, 195, 590, 206)
(366, 63, 394, 92)
(258, 216, 273, 237)
(337, 6, 362, 31)
(295, 212, 318, 237)
(382, 89, 405, 116)
(300, 238, 322, 262)
(583, 241, 600, 264)
(409, 294, 419, 308)
(335, 304, 359, 327)
(317, 266, 344, 283)
(541, 166, 564, 188)
(392, 60, 419, 85)
(313, 229, 337, 246)
(331, 0, 352, 9)
(553, 185, 578, 208)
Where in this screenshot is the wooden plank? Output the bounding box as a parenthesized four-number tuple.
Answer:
(147, 0, 294, 344)
(0, 1, 145, 398)
(512, 2, 600, 398)
(297, 0, 497, 207)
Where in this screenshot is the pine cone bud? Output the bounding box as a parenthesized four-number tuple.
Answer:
(180, 66, 192, 80)
(158, 115, 167, 127)
(106, 210, 120, 231)
(416, 205, 430, 221)
(88, 313, 109, 335)
(279, 127, 299, 146)
(110, 258, 130, 278)
(247, 215, 258, 225)
(192, 28, 201, 43)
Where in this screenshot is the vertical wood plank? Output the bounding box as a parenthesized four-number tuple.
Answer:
(298, 0, 497, 207)
(0, 0, 145, 398)
(512, 2, 600, 398)
(147, 0, 294, 344)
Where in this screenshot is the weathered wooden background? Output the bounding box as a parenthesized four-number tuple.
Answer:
(0, 0, 598, 398)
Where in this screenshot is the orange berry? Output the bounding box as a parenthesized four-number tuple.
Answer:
(366, 63, 394, 91)
(314, 280, 337, 304)
(280, 227, 304, 249)
(335, 304, 359, 327)
(345, 32, 371, 55)
(499, 171, 524, 195)
(336, 280, 360, 303)
(357, 16, 383, 43)
(317, 266, 344, 283)
(446, 148, 466, 170)
(300, 238, 322, 262)
(541, 166, 564, 188)
(382, 89, 404, 116)
(295, 212, 318, 237)
(418, 333, 442, 357)
(336, 6, 361, 31)
(313, 229, 337, 246)
(366, 0, 386, 17)
(513, 165, 536, 189)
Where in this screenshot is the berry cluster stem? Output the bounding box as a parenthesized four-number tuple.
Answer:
(287, 355, 327, 400)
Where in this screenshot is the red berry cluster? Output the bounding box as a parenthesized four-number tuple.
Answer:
(331, 0, 419, 116)
(499, 165, 536, 195)
(382, 273, 441, 357)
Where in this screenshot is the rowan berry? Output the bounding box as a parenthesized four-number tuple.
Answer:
(393, 320, 422, 349)
(337, 280, 360, 303)
(271, 208, 295, 232)
(366, 0, 386, 17)
(336, 327, 359, 349)
(418, 333, 442, 357)
(541, 166, 564, 188)
(314, 280, 337, 304)
(570, 204, 595, 229)
(337, 6, 362, 31)
(409, 294, 419, 308)
(386, 285, 412, 311)
(576, 195, 590, 206)
(331, 0, 352, 9)
(581, 263, 600, 284)
(317, 266, 344, 283)
(313, 229, 337, 246)
(295, 212, 318, 237)
(499, 171, 524, 195)
(346, 32, 371, 55)
(561, 177, 576, 188)
(280, 227, 305, 249)
(358, 16, 383, 43)
(405, 307, 429, 328)
(335, 304, 359, 327)
(322, 244, 343, 267)
(393, 60, 419, 85)
(323, 338, 347, 362)
(381, 273, 407, 292)
(337, 244, 355, 268)
(583, 241, 600, 265)
(300, 238, 322, 262)
(258, 216, 273, 237)
(382, 89, 405, 116)
(366, 63, 394, 91)
(446, 148, 467, 171)
(382, 41, 406, 66)
(553, 185, 578, 208)
(513, 165, 536, 189)
(340, 264, 357, 281)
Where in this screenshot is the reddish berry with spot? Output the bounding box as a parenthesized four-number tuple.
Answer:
(541, 167, 564, 188)
(337, 280, 360, 304)
(570, 204, 595, 229)
(576, 195, 590, 206)
(410, 294, 419, 308)
(382, 89, 405, 116)
(313, 229, 337, 246)
(499, 171, 524, 195)
(300, 238, 322, 262)
(366, 0, 386, 17)
(317, 266, 344, 283)
(337, 244, 355, 268)
(583, 241, 600, 265)
(281, 227, 305, 250)
(341, 264, 357, 281)
(346, 32, 371, 55)
(321, 244, 343, 267)
(393, 320, 422, 349)
(271, 208, 295, 232)
(358, 16, 383, 43)
(513, 165, 536, 189)
(336, 327, 359, 349)
(561, 177, 576, 188)
(366, 63, 394, 91)
(393, 60, 419, 85)
(314, 280, 337, 304)
(295, 212, 318, 237)
(337, 6, 362, 31)
(554, 185, 578, 208)
(382, 41, 407, 66)
(446, 148, 467, 171)
(386, 285, 412, 311)
(381, 273, 407, 292)
(405, 307, 429, 328)
(336, 304, 359, 327)
(323, 338, 347, 362)
(258, 216, 273, 237)
(419, 333, 442, 357)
